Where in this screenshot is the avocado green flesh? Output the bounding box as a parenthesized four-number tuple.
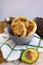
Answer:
(21, 48, 39, 64)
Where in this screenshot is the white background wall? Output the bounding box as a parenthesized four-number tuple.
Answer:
(0, 0, 43, 20)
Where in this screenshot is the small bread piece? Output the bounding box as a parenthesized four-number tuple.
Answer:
(12, 16, 30, 29)
(11, 21, 27, 37)
(27, 21, 37, 36)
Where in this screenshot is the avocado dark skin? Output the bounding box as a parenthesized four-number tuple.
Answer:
(33, 17, 43, 38)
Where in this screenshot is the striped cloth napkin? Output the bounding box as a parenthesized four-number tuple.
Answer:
(0, 29, 43, 61)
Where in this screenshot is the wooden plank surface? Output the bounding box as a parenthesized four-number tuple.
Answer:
(0, 21, 8, 34)
(0, 52, 43, 65)
(0, 21, 43, 65)
(0, 21, 8, 63)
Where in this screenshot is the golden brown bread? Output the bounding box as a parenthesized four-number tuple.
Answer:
(11, 21, 27, 37)
(11, 16, 37, 37)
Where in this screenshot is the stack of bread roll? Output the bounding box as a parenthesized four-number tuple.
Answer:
(11, 16, 37, 37)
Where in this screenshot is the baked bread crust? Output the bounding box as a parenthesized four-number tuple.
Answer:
(11, 16, 37, 37)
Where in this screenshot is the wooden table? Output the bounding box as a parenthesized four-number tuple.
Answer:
(0, 21, 43, 65)
(0, 52, 43, 65)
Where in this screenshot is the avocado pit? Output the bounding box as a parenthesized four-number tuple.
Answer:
(26, 51, 35, 60)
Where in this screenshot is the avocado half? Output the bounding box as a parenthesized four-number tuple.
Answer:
(21, 48, 39, 64)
